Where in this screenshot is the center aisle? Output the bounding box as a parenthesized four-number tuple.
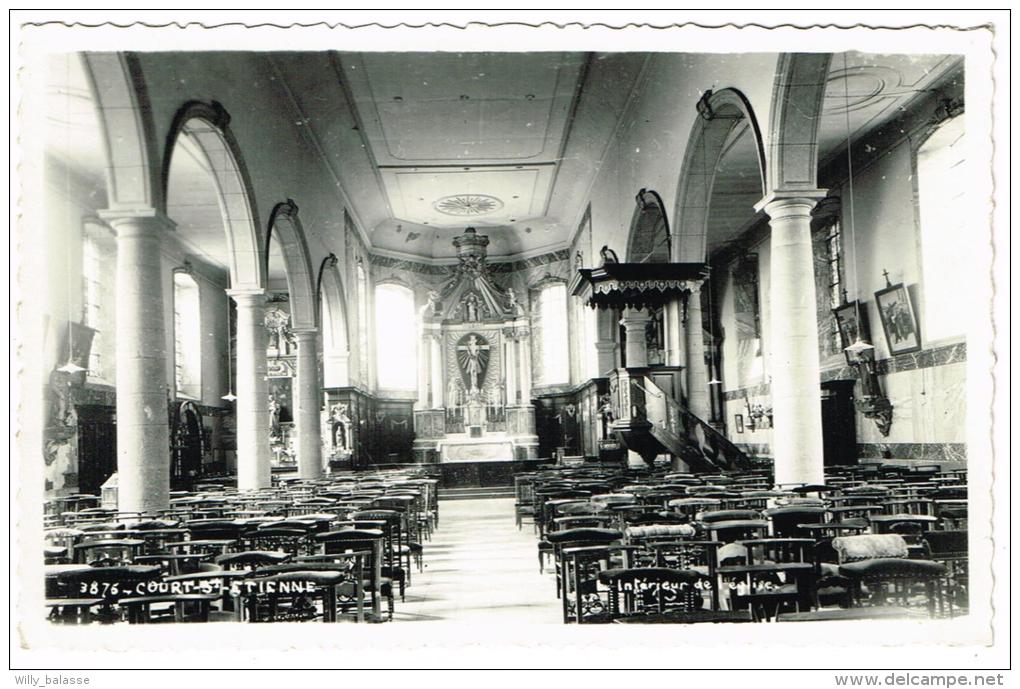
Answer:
(395, 497, 560, 623)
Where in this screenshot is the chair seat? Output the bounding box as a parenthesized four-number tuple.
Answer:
(839, 558, 948, 579)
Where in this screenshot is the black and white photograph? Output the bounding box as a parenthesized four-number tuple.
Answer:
(9, 9, 1008, 682)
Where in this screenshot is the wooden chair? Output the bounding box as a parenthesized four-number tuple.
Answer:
(765, 506, 827, 538)
(923, 530, 968, 613)
(723, 538, 816, 620)
(241, 527, 311, 557)
(838, 558, 950, 618)
(315, 529, 390, 621)
(546, 528, 623, 599)
(234, 571, 345, 622)
(72, 539, 146, 566)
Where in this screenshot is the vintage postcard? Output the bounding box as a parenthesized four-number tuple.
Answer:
(9, 9, 1009, 680)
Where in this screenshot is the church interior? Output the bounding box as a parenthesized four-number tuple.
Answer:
(23, 49, 973, 626)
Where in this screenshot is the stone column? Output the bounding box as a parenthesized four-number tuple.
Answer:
(684, 286, 711, 421)
(504, 330, 518, 405)
(665, 299, 686, 367)
(229, 290, 272, 491)
(429, 332, 444, 408)
(758, 192, 827, 486)
(518, 330, 533, 404)
(102, 209, 174, 514)
(594, 308, 617, 375)
(293, 329, 322, 480)
(620, 307, 651, 368)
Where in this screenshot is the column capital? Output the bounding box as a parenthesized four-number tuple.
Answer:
(291, 328, 319, 339)
(98, 207, 176, 236)
(753, 188, 828, 216)
(226, 288, 267, 307)
(620, 307, 651, 325)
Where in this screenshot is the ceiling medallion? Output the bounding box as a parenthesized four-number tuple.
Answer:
(433, 194, 504, 217)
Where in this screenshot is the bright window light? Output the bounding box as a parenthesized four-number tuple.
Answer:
(537, 282, 568, 385)
(375, 283, 417, 389)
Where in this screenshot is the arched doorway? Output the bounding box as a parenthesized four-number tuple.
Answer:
(170, 401, 204, 490)
(266, 200, 322, 479)
(163, 101, 269, 490)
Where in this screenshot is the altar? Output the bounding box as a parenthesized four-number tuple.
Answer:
(437, 434, 515, 463)
(412, 227, 539, 464)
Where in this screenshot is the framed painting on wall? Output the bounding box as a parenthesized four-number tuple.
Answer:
(832, 300, 873, 365)
(875, 283, 921, 355)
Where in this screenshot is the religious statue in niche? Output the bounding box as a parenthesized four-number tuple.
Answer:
(456, 332, 490, 394)
(426, 290, 442, 318)
(598, 393, 615, 437)
(267, 379, 293, 438)
(458, 292, 490, 322)
(328, 403, 351, 450)
(447, 377, 462, 410)
(506, 287, 525, 316)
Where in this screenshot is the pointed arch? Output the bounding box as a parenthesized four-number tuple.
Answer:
(162, 100, 264, 291)
(80, 52, 161, 210)
(267, 200, 317, 331)
(673, 87, 767, 262)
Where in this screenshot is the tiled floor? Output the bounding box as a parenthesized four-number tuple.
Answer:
(395, 497, 561, 623)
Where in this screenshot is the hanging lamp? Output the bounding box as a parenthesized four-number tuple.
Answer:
(58, 55, 86, 376)
(700, 102, 723, 388)
(839, 52, 874, 359)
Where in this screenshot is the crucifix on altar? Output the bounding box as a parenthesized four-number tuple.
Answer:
(456, 332, 490, 434)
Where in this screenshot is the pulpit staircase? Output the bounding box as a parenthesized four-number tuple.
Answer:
(609, 368, 752, 472)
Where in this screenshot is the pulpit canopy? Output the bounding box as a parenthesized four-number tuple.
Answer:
(570, 262, 709, 311)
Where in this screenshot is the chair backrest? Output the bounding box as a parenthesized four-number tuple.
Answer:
(737, 538, 814, 565)
(215, 550, 292, 571)
(546, 528, 622, 548)
(766, 506, 827, 537)
(187, 521, 244, 541)
(242, 528, 309, 556)
(922, 530, 967, 558)
(700, 509, 761, 524)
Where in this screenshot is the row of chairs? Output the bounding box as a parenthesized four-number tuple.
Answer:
(45, 469, 441, 624)
(518, 463, 967, 623)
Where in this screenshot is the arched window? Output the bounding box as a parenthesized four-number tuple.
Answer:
(356, 260, 369, 384)
(374, 283, 417, 390)
(173, 271, 202, 399)
(81, 222, 115, 380)
(917, 114, 966, 342)
(532, 282, 569, 386)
